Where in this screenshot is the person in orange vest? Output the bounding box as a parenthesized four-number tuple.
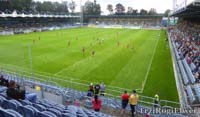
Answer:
(129, 90, 139, 117)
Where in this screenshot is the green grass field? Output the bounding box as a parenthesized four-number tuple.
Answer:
(0, 28, 178, 102)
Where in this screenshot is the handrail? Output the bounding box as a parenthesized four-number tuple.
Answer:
(0, 65, 142, 93)
(0, 66, 181, 108)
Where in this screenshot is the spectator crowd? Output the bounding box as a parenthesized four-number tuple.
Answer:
(169, 20, 200, 82)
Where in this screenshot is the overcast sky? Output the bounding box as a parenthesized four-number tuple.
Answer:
(34, 0, 195, 14)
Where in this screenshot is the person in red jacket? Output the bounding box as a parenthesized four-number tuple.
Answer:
(121, 90, 129, 114)
(92, 95, 102, 112)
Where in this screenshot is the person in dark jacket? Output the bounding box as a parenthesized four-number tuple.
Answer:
(6, 80, 25, 100)
(0, 75, 8, 87)
(94, 83, 100, 95)
(6, 80, 37, 102)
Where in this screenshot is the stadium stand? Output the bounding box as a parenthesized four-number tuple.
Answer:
(0, 86, 114, 117)
(0, 1, 199, 116)
(0, 11, 80, 35)
(0, 69, 190, 117)
(193, 85, 200, 102)
(178, 60, 189, 85)
(185, 86, 195, 103)
(88, 15, 162, 29)
(168, 1, 200, 112)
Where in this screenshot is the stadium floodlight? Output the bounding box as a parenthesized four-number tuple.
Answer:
(173, 0, 177, 11)
(80, 0, 83, 27)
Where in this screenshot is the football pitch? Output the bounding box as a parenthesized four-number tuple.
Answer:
(0, 28, 178, 101)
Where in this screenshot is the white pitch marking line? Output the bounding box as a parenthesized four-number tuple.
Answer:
(141, 31, 161, 93)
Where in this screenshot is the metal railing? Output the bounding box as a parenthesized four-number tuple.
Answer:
(0, 66, 182, 109)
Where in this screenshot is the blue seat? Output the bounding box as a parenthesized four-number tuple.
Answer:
(0, 93, 7, 98)
(62, 113, 76, 117)
(3, 109, 23, 117)
(0, 107, 6, 117)
(77, 108, 88, 117)
(5, 100, 22, 111)
(3, 100, 16, 110)
(182, 59, 195, 84)
(63, 109, 76, 116)
(3, 111, 15, 117)
(0, 87, 7, 93)
(190, 63, 196, 71)
(19, 105, 39, 117)
(38, 111, 57, 117)
(33, 103, 46, 111)
(10, 100, 22, 107)
(47, 108, 62, 117)
(178, 61, 189, 85)
(0, 95, 6, 106)
(67, 105, 78, 116)
(19, 99, 32, 106)
(39, 102, 52, 108)
(193, 85, 200, 102)
(63, 109, 71, 113)
(51, 106, 64, 112)
(186, 86, 195, 103)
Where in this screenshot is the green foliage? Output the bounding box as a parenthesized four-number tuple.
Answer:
(83, 0, 101, 16)
(148, 8, 157, 15)
(127, 7, 138, 15)
(35, 1, 69, 14)
(0, 0, 69, 14)
(115, 3, 125, 15)
(140, 9, 148, 15)
(69, 0, 76, 13)
(10, 0, 32, 11)
(164, 9, 171, 17)
(107, 4, 113, 15)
